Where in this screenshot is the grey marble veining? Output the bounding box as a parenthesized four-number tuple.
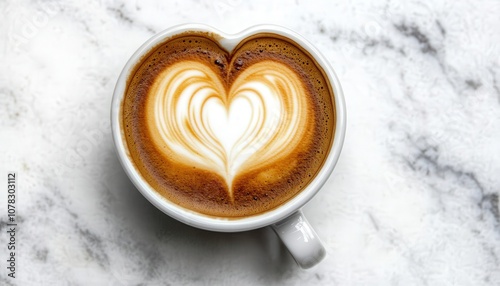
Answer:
(0, 0, 499, 285)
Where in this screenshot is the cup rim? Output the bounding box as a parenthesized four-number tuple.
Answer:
(111, 23, 346, 232)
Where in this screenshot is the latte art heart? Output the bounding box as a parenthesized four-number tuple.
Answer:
(146, 60, 310, 197)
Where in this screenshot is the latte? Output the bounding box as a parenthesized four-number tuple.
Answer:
(122, 32, 335, 217)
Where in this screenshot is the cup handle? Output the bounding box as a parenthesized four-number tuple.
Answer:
(271, 210, 326, 269)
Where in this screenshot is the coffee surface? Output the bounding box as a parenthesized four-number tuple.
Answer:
(122, 32, 335, 217)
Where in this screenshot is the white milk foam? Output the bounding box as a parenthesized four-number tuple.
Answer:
(147, 60, 309, 196)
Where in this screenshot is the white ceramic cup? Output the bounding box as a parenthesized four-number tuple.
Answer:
(111, 24, 346, 269)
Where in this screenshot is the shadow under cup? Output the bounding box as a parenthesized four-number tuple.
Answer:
(111, 24, 346, 268)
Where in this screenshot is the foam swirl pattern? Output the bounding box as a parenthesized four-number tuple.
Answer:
(146, 60, 310, 198)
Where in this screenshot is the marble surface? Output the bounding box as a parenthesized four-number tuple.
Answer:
(1, 0, 500, 285)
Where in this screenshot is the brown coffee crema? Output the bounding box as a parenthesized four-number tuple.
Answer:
(122, 31, 335, 217)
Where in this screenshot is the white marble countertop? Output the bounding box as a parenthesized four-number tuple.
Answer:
(1, 0, 500, 285)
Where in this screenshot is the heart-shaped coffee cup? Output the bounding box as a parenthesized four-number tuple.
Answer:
(111, 24, 346, 269)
